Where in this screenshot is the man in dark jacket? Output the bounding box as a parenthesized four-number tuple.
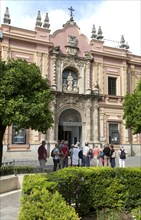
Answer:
(103, 144, 111, 166)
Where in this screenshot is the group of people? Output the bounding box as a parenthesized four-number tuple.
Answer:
(91, 144, 127, 168)
(38, 140, 127, 172)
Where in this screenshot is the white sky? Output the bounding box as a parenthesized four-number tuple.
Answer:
(0, 0, 141, 56)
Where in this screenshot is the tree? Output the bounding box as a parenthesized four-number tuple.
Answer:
(0, 59, 54, 166)
(123, 77, 141, 134)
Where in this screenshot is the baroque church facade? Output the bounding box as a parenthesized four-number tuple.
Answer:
(1, 7, 141, 160)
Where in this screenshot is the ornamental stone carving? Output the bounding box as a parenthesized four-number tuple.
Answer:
(68, 35, 78, 47)
(63, 72, 79, 93)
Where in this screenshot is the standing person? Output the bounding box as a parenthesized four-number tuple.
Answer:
(52, 142, 60, 172)
(110, 144, 116, 168)
(72, 142, 80, 166)
(61, 141, 69, 168)
(88, 147, 94, 166)
(59, 140, 64, 169)
(99, 145, 105, 166)
(103, 144, 111, 166)
(82, 142, 90, 167)
(69, 144, 74, 166)
(38, 140, 47, 172)
(118, 146, 127, 168)
(93, 145, 100, 166)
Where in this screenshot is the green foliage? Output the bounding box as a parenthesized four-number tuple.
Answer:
(19, 175, 80, 220)
(0, 165, 34, 176)
(123, 77, 141, 134)
(132, 206, 141, 220)
(46, 167, 141, 216)
(19, 168, 141, 219)
(22, 174, 58, 195)
(96, 209, 134, 220)
(0, 58, 54, 132)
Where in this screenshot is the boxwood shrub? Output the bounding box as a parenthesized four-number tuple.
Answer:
(19, 167, 141, 218)
(0, 165, 35, 176)
(19, 174, 80, 220)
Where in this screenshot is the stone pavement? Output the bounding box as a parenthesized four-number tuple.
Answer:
(0, 155, 141, 220)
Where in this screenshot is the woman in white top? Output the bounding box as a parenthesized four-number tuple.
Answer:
(72, 142, 80, 166)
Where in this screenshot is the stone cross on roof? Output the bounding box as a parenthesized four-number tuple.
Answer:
(68, 6, 75, 18)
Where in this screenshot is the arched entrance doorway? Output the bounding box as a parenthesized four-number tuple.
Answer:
(58, 109, 82, 148)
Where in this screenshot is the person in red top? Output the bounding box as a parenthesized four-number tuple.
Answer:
(61, 141, 69, 168)
(93, 145, 100, 166)
(38, 140, 47, 172)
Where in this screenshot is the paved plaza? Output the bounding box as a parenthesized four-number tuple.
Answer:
(0, 155, 141, 220)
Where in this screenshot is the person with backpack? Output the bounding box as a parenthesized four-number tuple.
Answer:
(110, 144, 116, 168)
(103, 144, 111, 166)
(118, 146, 127, 168)
(51, 142, 60, 171)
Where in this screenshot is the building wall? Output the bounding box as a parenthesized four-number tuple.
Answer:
(1, 19, 141, 160)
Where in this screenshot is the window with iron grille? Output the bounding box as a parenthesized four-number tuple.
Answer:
(12, 125, 26, 144)
(109, 123, 119, 144)
(108, 77, 116, 95)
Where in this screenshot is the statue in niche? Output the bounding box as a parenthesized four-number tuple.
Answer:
(67, 72, 74, 91)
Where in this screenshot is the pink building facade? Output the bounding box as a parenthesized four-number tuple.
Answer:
(1, 8, 141, 161)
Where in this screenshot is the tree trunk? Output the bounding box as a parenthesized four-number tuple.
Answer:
(0, 119, 6, 167)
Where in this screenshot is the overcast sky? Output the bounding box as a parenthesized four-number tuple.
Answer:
(0, 0, 141, 56)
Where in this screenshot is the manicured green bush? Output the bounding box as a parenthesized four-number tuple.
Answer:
(46, 167, 141, 216)
(132, 206, 141, 220)
(22, 174, 58, 195)
(19, 167, 141, 218)
(0, 165, 34, 176)
(19, 182, 80, 220)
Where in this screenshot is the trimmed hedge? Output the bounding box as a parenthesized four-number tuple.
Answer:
(0, 165, 35, 176)
(19, 167, 141, 219)
(19, 174, 80, 220)
(46, 167, 141, 216)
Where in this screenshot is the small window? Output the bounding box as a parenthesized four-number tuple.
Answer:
(109, 123, 119, 144)
(108, 77, 116, 95)
(12, 125, 26, 144)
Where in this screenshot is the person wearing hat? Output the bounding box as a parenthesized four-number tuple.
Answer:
(38, 140, 48, 172)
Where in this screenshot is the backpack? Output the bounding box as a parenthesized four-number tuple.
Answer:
(120, 149, 126, 159)
(78, 150, 83, 159)
(51, 148, 55, 157)
(88, 149, 93, 159)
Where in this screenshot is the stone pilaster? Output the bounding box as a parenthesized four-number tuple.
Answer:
(50, 55, 57, 90)
(99, 109, 105, 142)
(48, 100, 56, 142)
(2, 45, 10, 61)
(85, 61, 91, 94)
(42, 53, 49, 78)
(93, 102, 99, 142)
(93, 62, 99, 89)
(35, 52, 42, 71)
(121, 65, 127, 96)
(85, 99, 91, 141)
